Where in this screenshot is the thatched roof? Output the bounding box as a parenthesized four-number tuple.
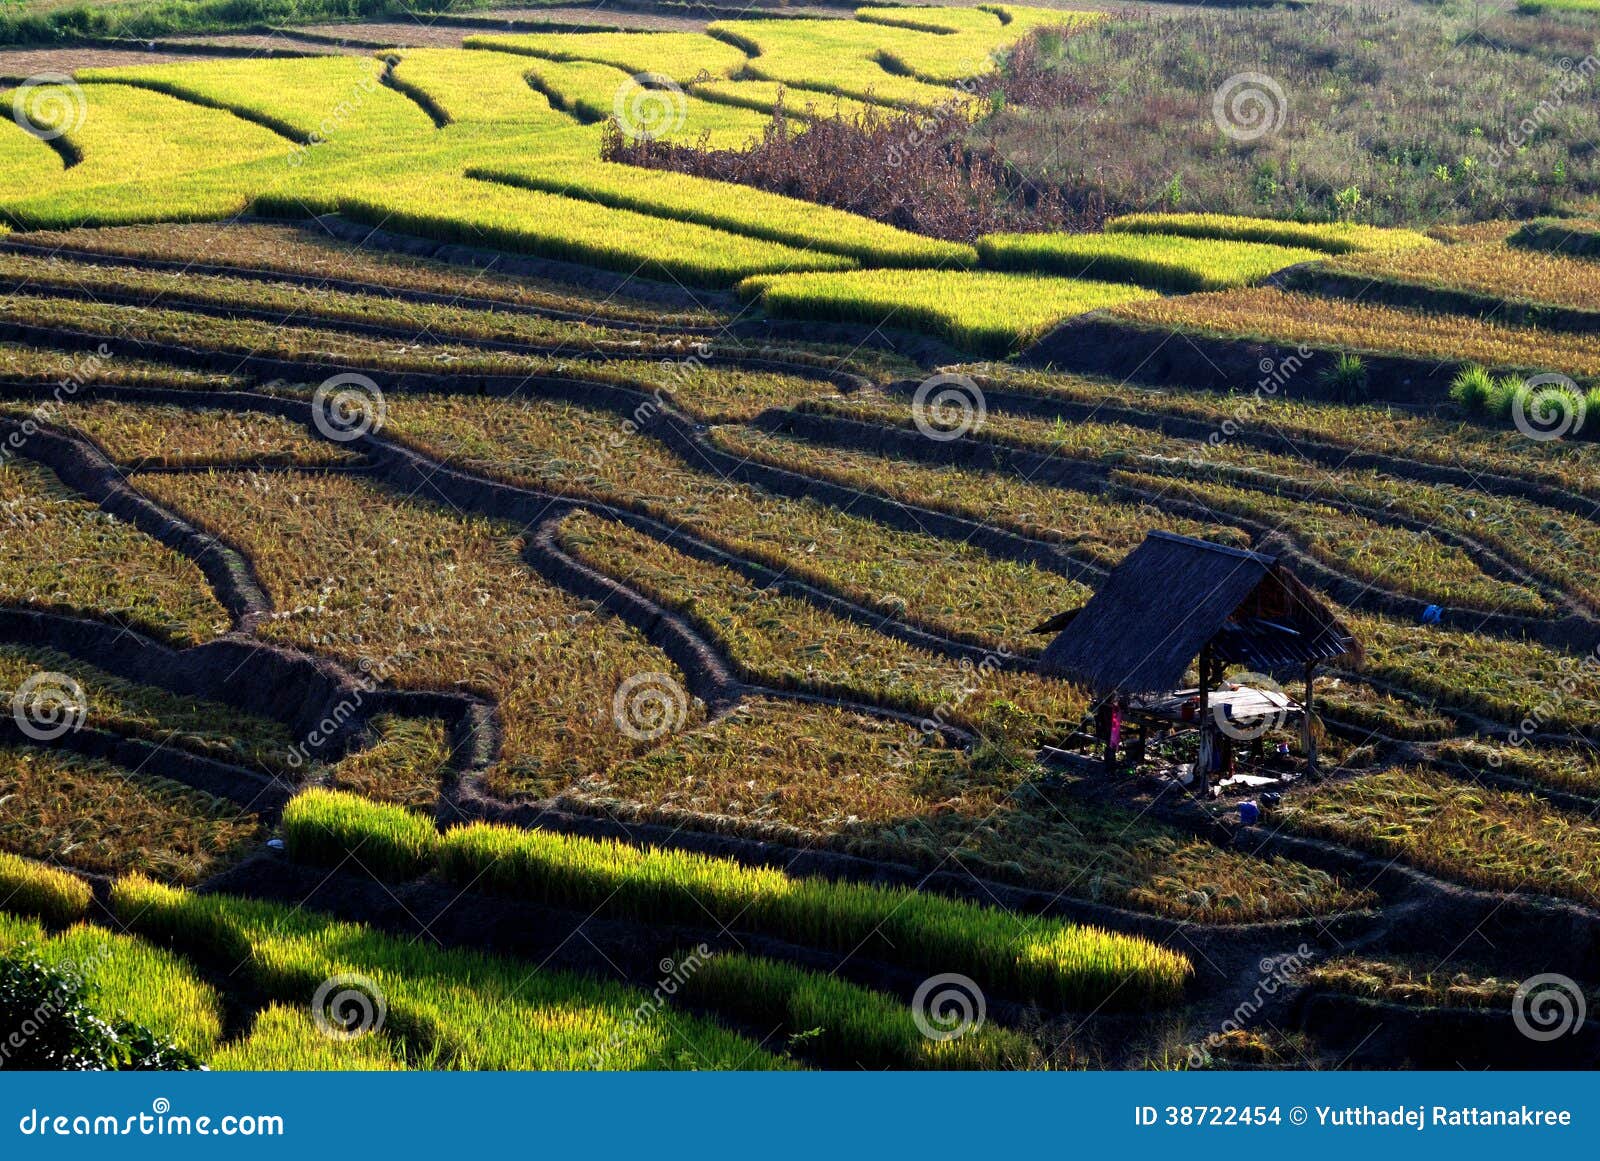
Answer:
(1035, 531, 1358, 695)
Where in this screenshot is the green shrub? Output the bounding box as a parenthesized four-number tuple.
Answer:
(0, 952, 201, 1070)
(0, 853, 92, 926)
(282, 790, 439, 881)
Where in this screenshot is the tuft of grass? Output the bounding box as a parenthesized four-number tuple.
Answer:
(282, 789, 438, 882)
(0, 913, 222, 1059)
(45, 923, 224, 1058)
(1303, 956, 1595, 1011)
(1450, 364, 1496, 413)
(1319, 352, 1369, 401)
(1436, 739, 1600, 797)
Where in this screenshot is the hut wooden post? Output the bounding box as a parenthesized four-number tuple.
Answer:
(1302, 660, 1318, 775)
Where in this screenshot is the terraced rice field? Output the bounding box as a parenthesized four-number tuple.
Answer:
(1, 3, 1598, 1077)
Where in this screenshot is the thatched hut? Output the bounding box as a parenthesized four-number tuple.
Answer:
(1034, 531, 1360, 788)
